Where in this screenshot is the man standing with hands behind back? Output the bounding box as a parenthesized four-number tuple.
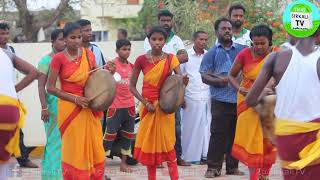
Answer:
(180, 31, 211, 164)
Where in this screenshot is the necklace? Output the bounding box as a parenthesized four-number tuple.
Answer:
(65, 48, 80, 60)
(150, 52, 164, 64)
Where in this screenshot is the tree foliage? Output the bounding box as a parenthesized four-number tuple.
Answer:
(0, 0, 15, 17)
(115, 0, 158, 40)
(120, 0, 320, 45)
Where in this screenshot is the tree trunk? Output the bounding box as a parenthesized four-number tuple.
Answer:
(13, 0, 71, 42)
(1, 0, 6, 17)
(17, 7, 35, 41)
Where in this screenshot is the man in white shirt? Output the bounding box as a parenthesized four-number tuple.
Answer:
(144, 10, 185, 55)
(214, 4, 251, 46)
(144, 9, 190, 166)
(229, 4, 251, 46)
(0, 22, 38, 169)
(0, 47, 38, 180)
(180, 31, 211, 164)
(281, 34, 298, 49)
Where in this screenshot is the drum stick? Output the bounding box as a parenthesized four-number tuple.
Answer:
(88, 60, 115, 74)
(88, 66, 105, 74)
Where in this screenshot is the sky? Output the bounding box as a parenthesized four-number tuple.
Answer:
(28, 0, 59, 10)
(27, 0, 80, 11)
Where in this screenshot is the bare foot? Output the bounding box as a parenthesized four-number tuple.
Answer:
(177, 159, 191, 166)
(20, 161, 39, 168)
(205, 169, 221, 178)
(120, 162, 133, 173)
(157, 163, 165, 168)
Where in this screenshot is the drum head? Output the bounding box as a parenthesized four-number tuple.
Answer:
(159, 75, 185, 114)
(85, 70, 116, 111)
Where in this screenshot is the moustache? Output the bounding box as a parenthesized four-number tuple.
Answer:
(233, 20, 243, 25)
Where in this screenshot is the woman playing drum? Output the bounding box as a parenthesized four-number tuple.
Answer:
(130, 26, 188, 180)
(229, 25, 278, 180)
(47, 22, 106, 180)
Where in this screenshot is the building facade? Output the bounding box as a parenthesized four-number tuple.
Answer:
(80, 0, 143, 41)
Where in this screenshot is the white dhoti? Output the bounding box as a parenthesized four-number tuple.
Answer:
(181, 97, 211, 162)
(180, 47, 211, 163)
(0, 163, 9, 180)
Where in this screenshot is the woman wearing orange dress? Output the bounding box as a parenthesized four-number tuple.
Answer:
(229, 25, 278, 180)
(47, 22, 106, 180)
(130, 26, 188, 180)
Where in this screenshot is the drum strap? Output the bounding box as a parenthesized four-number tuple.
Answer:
(167, 54, 173, 75)
(85, 49, 94, 71)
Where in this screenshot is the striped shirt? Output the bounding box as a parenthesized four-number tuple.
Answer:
(199, 42, 247, 103)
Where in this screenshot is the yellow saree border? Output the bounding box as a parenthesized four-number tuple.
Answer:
(276, 118, 320, 170)
(0, 94, 27, 157)
(64, 48, 89, 85)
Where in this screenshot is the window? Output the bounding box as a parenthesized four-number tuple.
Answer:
(92, 31, 108, 42)
(127, 0, 139, 5)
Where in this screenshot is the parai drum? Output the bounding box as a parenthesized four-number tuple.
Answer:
(159, 75, 185, 114)
(84, 69, 116, 111)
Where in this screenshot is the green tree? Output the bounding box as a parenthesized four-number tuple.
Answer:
(164, 0, 215, 44)
(119, 0, 320, 45)
(115, 0, 158, 40)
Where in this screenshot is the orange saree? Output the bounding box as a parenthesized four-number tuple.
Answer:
(232, 48, 278, 169)
(50, 48, 105, 180)
(133, 54, 180, 166)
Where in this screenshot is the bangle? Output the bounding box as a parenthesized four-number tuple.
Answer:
(74, 96, 78, 105)
(42, 107, 48, 111)
(145, 102, 150, 106)
(142, 99, 148, 105)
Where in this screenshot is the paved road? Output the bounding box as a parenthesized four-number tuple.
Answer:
(5, 158, 284, 180)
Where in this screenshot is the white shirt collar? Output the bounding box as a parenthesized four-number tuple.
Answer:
(188, 47, 207, 56)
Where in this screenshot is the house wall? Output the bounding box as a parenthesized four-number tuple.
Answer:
(80, 0, 144, 41)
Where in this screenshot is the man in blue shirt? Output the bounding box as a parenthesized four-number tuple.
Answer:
(77, 19, 106, 68)
(199, 17, 246, 178)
